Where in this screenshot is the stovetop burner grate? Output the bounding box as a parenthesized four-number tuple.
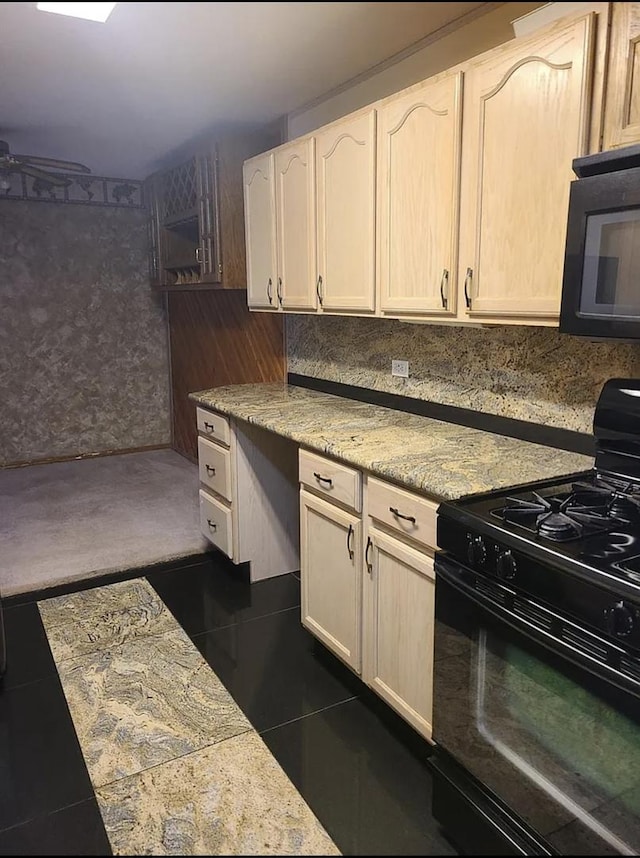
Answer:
(491, 487, 627, 542)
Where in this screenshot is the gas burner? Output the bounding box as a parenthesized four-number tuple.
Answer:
(494, 491, 622, 542)
(574, 477, 640, 522)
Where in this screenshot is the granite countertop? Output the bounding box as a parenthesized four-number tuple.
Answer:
(190, 383, 594, 501)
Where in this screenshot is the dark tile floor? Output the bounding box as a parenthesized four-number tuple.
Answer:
(0, 552, 457, 856)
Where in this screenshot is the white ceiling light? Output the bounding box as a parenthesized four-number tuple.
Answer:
(37, 3, 117, 23)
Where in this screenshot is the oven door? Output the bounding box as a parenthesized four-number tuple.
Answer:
(560, 165, 640, 339)
(433, 554, 640, 856)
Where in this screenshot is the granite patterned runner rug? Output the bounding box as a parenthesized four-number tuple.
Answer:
(38, 578, 340, 856)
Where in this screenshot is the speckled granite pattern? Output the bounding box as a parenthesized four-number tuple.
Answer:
(96, 732, 340, 856)
(52, 627, 251, 787)
(39, 579, 178, 661)
(286, 315, 640, 435)
(0, 200, 170, 466)
(39, 578, 340, 856)
(189, 383, 593, 500)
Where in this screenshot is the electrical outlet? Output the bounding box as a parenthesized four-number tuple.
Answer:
(391, 359, 409, 378)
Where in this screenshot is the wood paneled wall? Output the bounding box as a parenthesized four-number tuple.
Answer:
(168, 290, 285, 461)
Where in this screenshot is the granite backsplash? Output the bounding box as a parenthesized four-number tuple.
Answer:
(286, 315, 640, 435)
(0, 200, 170, 466)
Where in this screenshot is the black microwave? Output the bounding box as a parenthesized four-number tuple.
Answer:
(560, 143, 640, 339)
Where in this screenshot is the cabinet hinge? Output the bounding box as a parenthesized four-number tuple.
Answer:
(218, 262, 223, 276)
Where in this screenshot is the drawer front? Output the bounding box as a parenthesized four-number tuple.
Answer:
(299, 449, 362, 513)
(367, 476, 437, 550)
(196, 407, 231, 447)
(199, 489, 233, 558)
(198, 436, 233, 502)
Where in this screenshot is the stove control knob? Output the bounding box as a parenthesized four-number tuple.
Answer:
(496, 549, 517, 581)
(604, 601, 635, 638)
(467, 535, 487, 568)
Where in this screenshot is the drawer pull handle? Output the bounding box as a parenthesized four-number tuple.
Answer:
(313, 472, 333, 487)
(390, 506, 416, 525)
(365, 536, 373, 574)
(346, 523, 354, 560)
(207, 519, 217, 531)
(203, 422, 215, 432)
(205, 464, 216, 476)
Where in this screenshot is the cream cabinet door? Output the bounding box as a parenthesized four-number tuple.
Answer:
(363, 527, 434, 740)
(275, 139, 317, 311)
(378, 72, 462, 317)
(603, 2, 640, 149)
(315, 109, 376, 313)
(459, 13, 597, 321)
(243, 152, 277, 310)
(300, 489, 362, 673)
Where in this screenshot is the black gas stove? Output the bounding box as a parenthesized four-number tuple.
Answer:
(430, 378, 640, 857)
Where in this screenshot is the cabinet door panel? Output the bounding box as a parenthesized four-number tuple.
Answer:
(315, 110, 376, 312)
(364, 527, 434, 740)
(275, 140, 317, 311)
(460, 14, 596, 320)
(604, 2, 640, 148)
(378, 72, 462, 316)
(243, 153, 277, 310)
(300, 490, 361, 673)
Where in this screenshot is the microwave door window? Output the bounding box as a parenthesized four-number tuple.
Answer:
(580, 210, 640, 318)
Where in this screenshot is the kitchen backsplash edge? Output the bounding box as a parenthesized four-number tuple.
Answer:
(286, 315, 640, 441)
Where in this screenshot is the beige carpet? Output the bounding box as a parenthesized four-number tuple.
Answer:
(0, 450, 211, 598)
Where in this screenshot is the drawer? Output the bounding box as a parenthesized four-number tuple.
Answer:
(299, 449, 362, 513)
(199, 489, 233, 559)
(198, 436, 233, 502)
(196, 407, 231, 447)
(367, 476, 437, 551)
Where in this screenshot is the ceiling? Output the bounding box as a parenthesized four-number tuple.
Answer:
(0, 1, 491, 180)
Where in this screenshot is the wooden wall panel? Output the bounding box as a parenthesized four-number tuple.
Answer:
(168, 291, 285, 461)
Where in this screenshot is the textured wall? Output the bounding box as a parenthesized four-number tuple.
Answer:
(286, 315, 640, 435)
(0, 200, 170, 466)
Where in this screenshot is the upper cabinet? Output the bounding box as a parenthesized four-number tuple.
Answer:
(604, 2, 640, 149)
(243, 152, 277, 309)
(146, 126, 279, 291)
(458, 12, 599, 322)
(377, 71, 462, 318)
(315, 109, 377, 313)
(241, 3, 612, 326)
(245, 139, 317, 312)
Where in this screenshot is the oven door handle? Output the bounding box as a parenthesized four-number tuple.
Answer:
(435, 554, 640, 700)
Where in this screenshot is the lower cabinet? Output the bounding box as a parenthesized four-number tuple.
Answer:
(363, 527, 435, 740)
(300, 489, 362, 673)
(197, 405, 300, 581)
(299, 448, 436, 741)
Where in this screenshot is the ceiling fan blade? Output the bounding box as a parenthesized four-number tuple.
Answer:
(14, 153, 91, 173)
(19, 164, 73, 186)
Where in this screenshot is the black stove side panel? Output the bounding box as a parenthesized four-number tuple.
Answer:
(594, 379, 640, 480)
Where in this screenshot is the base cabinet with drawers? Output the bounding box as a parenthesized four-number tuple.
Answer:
(299, 449, 436, 740)
(196, 406, 299, 581)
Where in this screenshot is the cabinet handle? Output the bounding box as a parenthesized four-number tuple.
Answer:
(313, 472, 333, 487)
(203, 422, 215, 432)
(464, 267, 473, 309)
(390, 506, 416, 525)
(346, 523, 354, 560)
(205, 464, 216, 476)
(316, 275, 323, 306)
(440, 269, 449, 309)
(207, 519, 217, 531)
(365, 536, 373, 574)
(277, 276, 283, 307)
(195, 247, 202, 264)
(267, 277, 273, 305)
